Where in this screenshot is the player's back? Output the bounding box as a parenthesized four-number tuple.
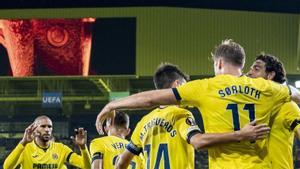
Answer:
(128, 106, 200, 169)
(175, 74, 291, 169)
(269, 101, 300, 169)
(90, 136, 144, 169)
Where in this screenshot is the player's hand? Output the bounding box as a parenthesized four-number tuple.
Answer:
(20, 122, 38, 146)
(237, 120, 270, 141)
(95, 105, 115, 135)
(71, 127, 87, 149)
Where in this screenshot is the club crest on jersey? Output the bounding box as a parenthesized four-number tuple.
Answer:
(52, 153, 58, 160)
(186, 117, 196, 126)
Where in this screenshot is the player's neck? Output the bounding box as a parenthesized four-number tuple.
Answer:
(34, 138, 50, 148)
(217, 65, 242, 76)
(109, 132, 125, 139)
(107, 131, 125, 139)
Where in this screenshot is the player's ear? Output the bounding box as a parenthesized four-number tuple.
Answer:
(104, 125, 109, 134)
(267, 71, 275, 81)
(218, 58, 224, 69)
(124, 128, 131, 137)
(214, 58, 222, 70)
(171, 80, 180, 88)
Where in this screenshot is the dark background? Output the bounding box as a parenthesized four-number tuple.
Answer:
(0, 0, 299, 14)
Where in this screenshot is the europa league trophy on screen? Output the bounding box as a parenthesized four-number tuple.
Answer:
(0, 18, 95, 76)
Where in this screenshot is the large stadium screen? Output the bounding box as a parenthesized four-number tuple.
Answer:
(0, 17, 136, 76)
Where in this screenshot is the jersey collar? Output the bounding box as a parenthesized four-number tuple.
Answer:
(34, 140, 51, 152)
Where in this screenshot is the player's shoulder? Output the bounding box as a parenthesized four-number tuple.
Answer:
(281, 101, 299, 111)
(91, 136, 110, 145)
(136, 107, 173, 126)
(205, 75, 262, 87)
(282, 101, 298, 107)
(241, 75, 283, 93)
(109, 135, 128, 143)
(167, 106, 192, 115)
(139, 108, 161, 121)
(147, 106, 191, 117)
(91, 136, 126, 144)
(249, 76, 278, 87)
(47, 141, 73, 154)
(183, 78, 208, 87)
(24, 141, 36, 150)
(160, 106, 193, 122)
(51, 141, 70, 149)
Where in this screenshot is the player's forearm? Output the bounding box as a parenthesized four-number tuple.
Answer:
(69, 147, 91, 169)
(107, 89, 177, 111)
(80, 145, 91, 169)
(3, 143, 24, 169)
(115, 159, 130, 169)
(115, 162, 130, 169)
(115, 150, 134, 169)
(190, 132, 241, 150)
(91, 159, 102, 169)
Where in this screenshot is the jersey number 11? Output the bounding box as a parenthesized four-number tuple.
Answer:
(226, 103, 255, 131)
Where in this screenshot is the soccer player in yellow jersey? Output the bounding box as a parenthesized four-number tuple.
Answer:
(96, 40, 300, 169)
(3, 115, 91, 169)
(90, 111, 144, 169)
(247, 54, 300, 169)
(115, 63, 271, 169)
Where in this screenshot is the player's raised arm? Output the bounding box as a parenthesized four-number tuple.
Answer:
(96, 88, 177, 135)
(189, 120, 270, 150)
(91, 157, 103, 169)
(106, 89, 176, 110)
(115, 150, 135, 169)
(3, 123, 37, 169)
(68, 127, 91, 169)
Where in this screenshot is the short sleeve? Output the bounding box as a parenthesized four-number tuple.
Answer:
(62, 145, 73, 163)
(271, 82, 291, 104)
(177, 110, 202, 143)
(174, 79, 208, 107)
(281, 102, 300, 131)
(127, 122, 143, 155)
(90, 139, 105, 162)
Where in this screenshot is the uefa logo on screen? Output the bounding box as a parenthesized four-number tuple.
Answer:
(42, 92, 62, 108)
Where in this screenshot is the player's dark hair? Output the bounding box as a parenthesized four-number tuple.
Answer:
(255, 54, 286, 84)
(114, 111, 129, 129)
(153, 63, 189, 89)
(212, 39, 245, 67)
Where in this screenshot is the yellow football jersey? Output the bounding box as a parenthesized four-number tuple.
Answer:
(269, 101, 300, 169)
(127, 106, 201, 169)
(174, 74, 291, 169)
(90, 135, 144, 169)
(4, 141, 90, 169)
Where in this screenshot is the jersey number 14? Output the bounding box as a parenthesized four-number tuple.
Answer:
(144, 143, 170, 169)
